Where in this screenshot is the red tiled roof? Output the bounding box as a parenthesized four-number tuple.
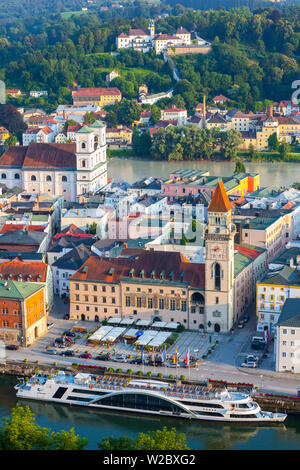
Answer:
(0, 224, 46, 234)
(235, 244, 263, 260)
(72, 88, 121, 97)
(71, 251, 205, 289)
(213, 94, 230, 102)
(0, 257, 47, 282)
(208, 181, 232, 213)
(128, 29, 148, 36)
(0, 143, 77, 170)
(60, 224, 85, 235)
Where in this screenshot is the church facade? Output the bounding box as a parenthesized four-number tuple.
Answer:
(0, 120, 107, 202)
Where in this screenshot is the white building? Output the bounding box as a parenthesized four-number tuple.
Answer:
(0, 121, 108, 201)
(23, 126, 55, 146)
(275, 298, 300, 373)
(30, 90, 48, 98)
(161, 105, 187, 126)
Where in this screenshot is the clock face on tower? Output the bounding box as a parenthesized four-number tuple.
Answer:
(208, 244, 226, 260)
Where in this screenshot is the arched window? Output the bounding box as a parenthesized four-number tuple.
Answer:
(1, 173, 6, 179)
(14, 173, 20, 179)
(31, 175, 36, 181)
(46, 175, 52, 182)
(81, 160, 86, 168)
(62, 176, 67, 182)
(81, 142, 86, 150)
(214, 263, 221, 290)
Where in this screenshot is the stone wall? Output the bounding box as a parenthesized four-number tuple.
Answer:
(167, 45, 212, 56)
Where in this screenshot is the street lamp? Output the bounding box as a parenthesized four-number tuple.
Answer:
(260, 374, 263, 390)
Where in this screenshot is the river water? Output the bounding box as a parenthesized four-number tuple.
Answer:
(108, 158, 300, 187)
(1, 375, 300, 450)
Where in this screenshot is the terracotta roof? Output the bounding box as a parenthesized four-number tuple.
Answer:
(213, 94, 230, 102)
(128, 29, 148, 36)
(71, 251, 205, 289)
(208, 181, 232, 212)
(0, 257, 47, 282)
(0, 143, 77, 170)
(176, 27, 189, 34)
(234, 244, 263, 260)
(0, 224, 46, 234)
(72, 88, 121, 97)
(60, 224, 85, 235)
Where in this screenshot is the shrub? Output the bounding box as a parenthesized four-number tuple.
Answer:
(136, 371, 143, 376)
(127, 369, 133, 375)
(116, 368, 122, 374)
(72, 363, 78, 367)
(147, 371, 152, 377)
(157, 373, 163, 378)
(169, 374, 174, 379)
(108, 367, 114, 373)
(23, 358, 28, 362)
(180, 375, 186, 381)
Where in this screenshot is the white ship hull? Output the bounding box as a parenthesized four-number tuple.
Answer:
(15, 373, 287, 424)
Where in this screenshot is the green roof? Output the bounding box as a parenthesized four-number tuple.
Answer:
(277, 299, 300, 327)
(250, 186, 280, 198)
(90, 120, 105, 128)
(0, 280, 44, 300)
(271, 247, 300, 266)
(261, 266, 300, 287)
(234, 252, 253, 277)
(77, 125, 93, 134)
(242, 217, 277, 230)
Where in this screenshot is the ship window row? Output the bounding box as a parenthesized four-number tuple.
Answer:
(180, 400, 224, 409)
(71, 388, 108, 396)
(97, 393, 184, 413)
(229, 414, 258, 419)
(193, 411, 223, 417)
(66, 396, 92, 402)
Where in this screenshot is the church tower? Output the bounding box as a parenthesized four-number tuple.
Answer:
(148, 19, 155, 38)
(204, 181, 236, 333)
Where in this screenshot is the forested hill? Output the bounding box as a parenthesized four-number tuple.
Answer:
(1, 5, 300, 111)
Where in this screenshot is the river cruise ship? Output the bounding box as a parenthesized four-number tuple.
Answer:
(15, 371, 286, 423)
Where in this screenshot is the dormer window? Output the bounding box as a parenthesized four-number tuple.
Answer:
(151, 270, 155, 279)
(160, 270, 165, 280)
(108, 268, 114, 276)
(140, 269, 145, 278)
(169, 271, 174, 281)
(129, 268, 135, 278)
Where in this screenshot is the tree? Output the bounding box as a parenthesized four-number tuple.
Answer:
(98, 427, 190, 450)
(0, 104, 27, 136)
(0, 406, 88, 450)
(150, 104, 161, 124)
(64, 119, 78, 132)
(234, 160, 246, 173)
(220, 130, 242, 160)
(268, 133, 279, 152)
(279, 141, 290, 160)
(83, 111, 97, 124)
(5, 134, 18, 148)
(119, 100, 141, 127)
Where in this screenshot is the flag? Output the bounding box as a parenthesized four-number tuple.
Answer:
(162, 346, 166, 363)
(152, 347, 155, 362)
(173, 348, 177, 365)
(141, 345, 144, 361)
(185, 348, 190, 366)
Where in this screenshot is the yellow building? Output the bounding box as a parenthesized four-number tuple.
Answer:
(72, 88, 122, 108)
(106, 126, 133, 146)
(0, 127, 10, 144)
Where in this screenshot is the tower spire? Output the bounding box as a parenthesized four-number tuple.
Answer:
(208, 181, 232, 213)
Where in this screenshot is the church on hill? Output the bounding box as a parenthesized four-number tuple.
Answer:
(0, 121, 107, 201)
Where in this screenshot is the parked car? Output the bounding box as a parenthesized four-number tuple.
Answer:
(60, 350, 75, 357)
(129, 358, 143, 365)
(251, 336, 265, 350)
(246, 354, 259, 363)
(6, 344, 19, 350)
(243, 315, 249, 323)
(148, 360, 163, 367)
(237, 321, 244, 329)
(47, 322, 54, 329)
(95, 355, 110, 361)
(55, 337, 65, 344)
(45, 349, 57, 355)
(79, 353, 92, 359)
(112, 356, 127, 363)
(241, 361, 257, 368)
(63, 314, 69, 320)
